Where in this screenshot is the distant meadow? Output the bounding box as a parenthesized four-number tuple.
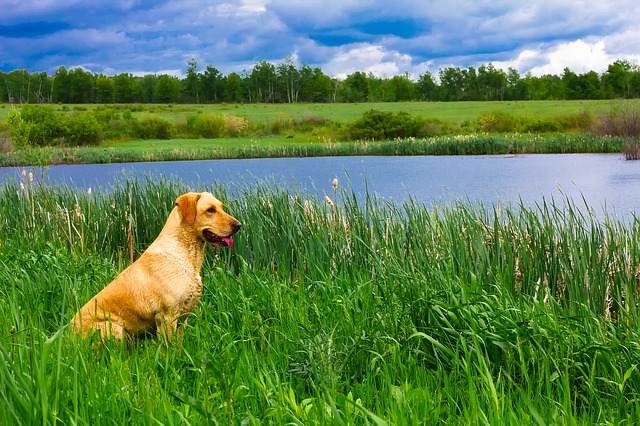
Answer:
(1, 99, 639, 166)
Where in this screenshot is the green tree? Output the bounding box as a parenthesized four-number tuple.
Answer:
(462, 66, 479, 100)
(367, 74, 388, 102)
(154, 74, 180, 103)
(630, 69, 640, 98)
(277, 56, 300, 103)
(139, 75, 158, 103)
(129, 78, 145, 103)
(113, 73, 132, 103)
(225, 72, 243, 103)
(1, 70, 28, 103)
(562, 68, 579, 99)
(95, 76, 114, 103)
(578, 71, 603, 100)
(505, 67, 528, 100)
(416, 71, 438, 101)
(250, 60, 277, 102)
(392, 73, 415, 101)
(22, 71, 53, 103)
(477, 64, 506, 100)
(52, 66, 70, 103)
(439, 67, 464, 101)
(603, 60, 633, 98)
(341, 71, 369, 102)
(202, 65, 225, 102)
(68, 68, 94, 103)
(184, 58, 202, 103)
(296, 63, 315, 102)
(311, 67, 333, 102)
(544, 74, 566, 99)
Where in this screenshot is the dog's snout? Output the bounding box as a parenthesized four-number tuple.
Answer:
(231, 220, 242, 233)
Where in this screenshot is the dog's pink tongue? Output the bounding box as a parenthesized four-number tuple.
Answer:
(223, 236, 234, 247)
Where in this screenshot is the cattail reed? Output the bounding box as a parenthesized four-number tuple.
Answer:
(1, 176, 639, 424)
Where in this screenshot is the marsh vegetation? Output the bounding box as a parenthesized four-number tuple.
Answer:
(1, 176, 640, 424)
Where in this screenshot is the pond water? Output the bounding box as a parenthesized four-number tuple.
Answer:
(1, 153, 639, 221)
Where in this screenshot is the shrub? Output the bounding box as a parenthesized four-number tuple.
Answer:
(133, 116, 173, 139)
(554, 111, 593, 132)
(91, 108, 121, 125)
(293, 113, 332, 132)
(186, 113, 225, 138)
(346, 109, 427, 140)
(0, 130, 12, 153)
(591, 102, 640, 137)
(623, 140, 640, 160)
(67, 113, 103, 145)
(521, 119, 562, 133)
(7, 104, 69, 148)
(477, 111, 519, 133)
(421, 118, 449, 136)
(269, 113, 293, 135)
(223, 115, 250, 137)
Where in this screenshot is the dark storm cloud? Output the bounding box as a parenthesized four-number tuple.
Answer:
(1, 0, 639, 78)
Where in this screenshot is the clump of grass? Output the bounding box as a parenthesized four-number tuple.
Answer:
(623, 139, 640, 160)
(269, 112, 293, 135)
(222, 114, 250, 137)
(591, 101, 640, 137)
(0, 131, 12, 153)
(292, 112, 332, 131)
(2, 176, 640, 424)
(478, 110, 521, 132)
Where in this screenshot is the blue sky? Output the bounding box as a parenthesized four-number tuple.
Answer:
(1, 0, 639, 79)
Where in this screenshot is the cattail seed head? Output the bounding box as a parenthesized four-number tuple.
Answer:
(325, 195, 334, 207)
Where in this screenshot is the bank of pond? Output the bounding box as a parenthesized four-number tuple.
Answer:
(0, 133, 634, 167)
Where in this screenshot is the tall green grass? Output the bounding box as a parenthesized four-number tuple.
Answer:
(1, 176, 640, 424)
(0, 133, 627, 167)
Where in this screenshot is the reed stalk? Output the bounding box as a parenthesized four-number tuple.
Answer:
(1, 176, 639, 424)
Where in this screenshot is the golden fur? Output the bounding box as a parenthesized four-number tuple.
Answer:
(72, 192, 241, 341)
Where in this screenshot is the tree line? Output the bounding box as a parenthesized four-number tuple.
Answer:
(1, 57, 639, 104)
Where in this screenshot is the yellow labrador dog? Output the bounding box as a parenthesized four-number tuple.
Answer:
(72, 192, 241, 341)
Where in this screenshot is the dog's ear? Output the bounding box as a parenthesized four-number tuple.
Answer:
(175, 193, 201, 225)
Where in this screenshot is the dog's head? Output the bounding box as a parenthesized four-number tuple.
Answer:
(175, 192, 241, 247)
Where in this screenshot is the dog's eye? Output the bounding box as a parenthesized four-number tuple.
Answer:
(207, 207, 217, 214)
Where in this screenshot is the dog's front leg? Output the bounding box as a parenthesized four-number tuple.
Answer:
(155, 312, 178, 342)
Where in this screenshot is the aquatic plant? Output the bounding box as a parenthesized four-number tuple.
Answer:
(1, 176, 640, 424)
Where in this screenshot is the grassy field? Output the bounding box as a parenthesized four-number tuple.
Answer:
(98, 99, 619, 125)
(1, 176, 640, 424)
(2, 99, 638, 166)
(0, 100, 621, 124)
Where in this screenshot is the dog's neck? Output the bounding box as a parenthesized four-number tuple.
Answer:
(149, 207, 207, 274)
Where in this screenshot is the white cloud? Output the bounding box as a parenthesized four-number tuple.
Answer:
(3, 0, 640, 78)
(604, 27, 640, 57)
(493, 35, 640, 77)
(491, 40, 609, 76)
(324, 44, 413, 78)
(215, 0, 267, 18)
(532, 40, 612, 76)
